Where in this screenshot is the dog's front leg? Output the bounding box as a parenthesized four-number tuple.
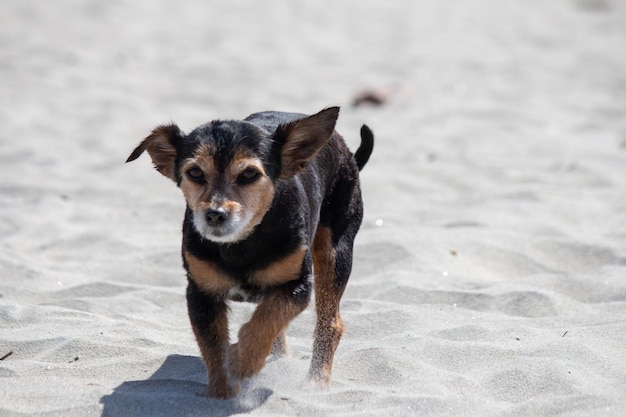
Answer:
(270, 330, 289, 357)
(229, 278, 311, 380)
(186, 280, 239, 399)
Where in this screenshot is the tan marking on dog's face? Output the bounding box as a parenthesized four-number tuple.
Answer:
(228, 152, 276, 239)
(180, 144, 216, 222)
(251, 245, 307, 288)
(184, 250, 234, 295)
(179, 146, 276, 243)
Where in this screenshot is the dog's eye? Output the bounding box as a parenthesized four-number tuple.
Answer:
(187, 167, 205, 181)
(237, 167, 261, 184)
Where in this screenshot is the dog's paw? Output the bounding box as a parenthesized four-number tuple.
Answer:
(205, 380, 241, 400)
(228, 342, 266, 380)
(306, 368, 332, 389)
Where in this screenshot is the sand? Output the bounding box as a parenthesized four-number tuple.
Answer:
(1, 0, 625, 415)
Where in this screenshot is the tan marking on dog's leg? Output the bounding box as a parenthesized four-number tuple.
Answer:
(189, 303, 240, 399)
(270, 330, 289, 357)
(308, 226, 345, 387)
(230, 291, 308, 379)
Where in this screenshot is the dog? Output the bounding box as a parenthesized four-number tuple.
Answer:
(126, 107, 373, 399)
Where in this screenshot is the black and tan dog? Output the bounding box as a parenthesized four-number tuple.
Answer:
(127, 107, 373, 399)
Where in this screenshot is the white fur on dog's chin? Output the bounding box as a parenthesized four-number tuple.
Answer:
(192, 209, 253, 243)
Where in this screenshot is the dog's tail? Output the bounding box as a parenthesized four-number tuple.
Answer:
(354, 125, 374, 171)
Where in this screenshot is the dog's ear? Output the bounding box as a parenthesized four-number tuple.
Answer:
(126, 124, 183, 181)
(274, 107, 339, 178)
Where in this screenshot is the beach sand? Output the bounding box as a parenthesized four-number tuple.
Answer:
(1, 0, 625, 415)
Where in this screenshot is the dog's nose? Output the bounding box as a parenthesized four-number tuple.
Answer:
(205, 208, 229, 225)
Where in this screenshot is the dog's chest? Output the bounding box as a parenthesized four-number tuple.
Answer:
(227, 244, 308, 297)
(184, 243, 309, 300)
(227, 284, 264, 303)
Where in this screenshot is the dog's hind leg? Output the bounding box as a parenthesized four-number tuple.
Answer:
(308, 223, 357, 387)
(308, 171, 364, 387)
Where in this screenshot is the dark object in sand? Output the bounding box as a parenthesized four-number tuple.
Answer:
(352, 88, 390, 107)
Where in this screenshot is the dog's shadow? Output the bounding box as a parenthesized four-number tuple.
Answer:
(100, 355, 272, 417)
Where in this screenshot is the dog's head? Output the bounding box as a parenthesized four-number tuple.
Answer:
(127, 107, 339, 243)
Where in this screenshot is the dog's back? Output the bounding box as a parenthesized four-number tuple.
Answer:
(245, 110, 307, 131)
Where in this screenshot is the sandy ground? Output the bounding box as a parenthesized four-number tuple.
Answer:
(1, 0, 626, 416)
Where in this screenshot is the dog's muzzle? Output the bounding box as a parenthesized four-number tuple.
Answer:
(193, 204, 251, 243)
